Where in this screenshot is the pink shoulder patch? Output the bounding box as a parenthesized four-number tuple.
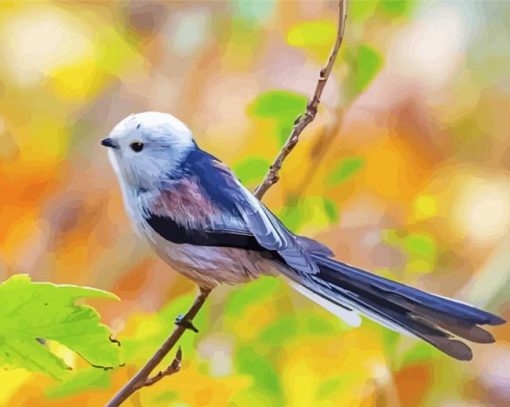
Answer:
(152, 177, 218, 224)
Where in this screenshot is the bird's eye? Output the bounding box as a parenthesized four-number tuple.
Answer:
(130, 142, 144, 152)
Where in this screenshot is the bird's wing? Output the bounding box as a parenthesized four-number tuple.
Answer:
(143, 149, 322, 275)
(199, 157, 320, 275)
(231, 186, 319, 274)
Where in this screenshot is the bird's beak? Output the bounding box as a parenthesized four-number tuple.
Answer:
(101, 137, 119, 149)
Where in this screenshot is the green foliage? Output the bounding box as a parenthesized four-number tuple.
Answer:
(287, 20, 337, 48)
(248, 90, 307, 146)
(350, 0, 380, 22)
(233, 157, 271, 186)
(46, 369, 112, 399)
(0, 275, 121, 380)
(224, 277, 282, 318)
(248, 90, 307, 119)
(280, 196, 339, 233)
(385, 231, 437, 262)
(378, 0, 415, 19)
(350, 0, 414, 22)
(402, 233, 437, 259)
(327, 156, 365, 187)
(235, 346, 284, 403)
(323, 198, 340, 223)
(258, 315, 299, 346)
(345, 44, 384, 96)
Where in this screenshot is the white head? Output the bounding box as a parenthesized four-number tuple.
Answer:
(102, 112, 195, 191)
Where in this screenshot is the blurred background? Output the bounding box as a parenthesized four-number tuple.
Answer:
(1, 0, 509, 405)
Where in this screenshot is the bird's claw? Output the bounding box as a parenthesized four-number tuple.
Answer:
(175, 314, 199, 333)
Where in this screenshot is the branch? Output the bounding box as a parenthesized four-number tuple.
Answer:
(106, 287, 210, 407)
(107, 1, 347, 405)
(254, 0, 347, 199)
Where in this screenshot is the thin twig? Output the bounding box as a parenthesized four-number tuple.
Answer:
(254, 0, 347, 199)
(106, 288, 210, 407)
(140, 347, 182, 388)
(107, 1, 347, 405)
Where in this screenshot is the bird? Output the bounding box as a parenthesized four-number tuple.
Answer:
(101, 111, 505, 361)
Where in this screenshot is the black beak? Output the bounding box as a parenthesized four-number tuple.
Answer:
(101, 137, 118, 149)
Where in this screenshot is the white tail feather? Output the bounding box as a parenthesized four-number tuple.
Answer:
(289, 282, 362, 327)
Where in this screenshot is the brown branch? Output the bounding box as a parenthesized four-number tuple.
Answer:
(107, 1, 347, 405)
(254, 0, 347, 200)
(140, 347, 182, 388)
(106, 287, 210, 407)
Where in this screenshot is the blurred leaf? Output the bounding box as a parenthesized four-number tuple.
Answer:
(399, 341, 438, 368)
(224, 277, 282, 318)
(403, 233, 437, 259)
(45, 369, 111, 399)
(327, 157, 365, 187)
(279, 203, 304, 232)
(281, 196, 339, 233)
(248, 90, 307, 146)
(345, 44, 383, 96)
(233, 157, 271, 186)
(323, 198, 340, 223)
(235, 346, 283, 401)
(248, 90, 307, 118)
(287, 20, 336, 48)
(378, 0, 414, 18)
(350, 0, 380, 22)
(258, 315, 299, 345)
(299, 311, 342, 336)
(0, 275, 121, 380)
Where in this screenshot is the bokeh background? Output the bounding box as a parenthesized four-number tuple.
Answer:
(1, 0, 509, 406)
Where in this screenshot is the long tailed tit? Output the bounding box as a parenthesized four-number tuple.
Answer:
(102, 111, 504, 360)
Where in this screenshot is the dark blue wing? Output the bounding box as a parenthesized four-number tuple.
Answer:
(186, 149, 320, 275)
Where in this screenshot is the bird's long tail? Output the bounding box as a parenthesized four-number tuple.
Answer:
(297, 255, 505, 361)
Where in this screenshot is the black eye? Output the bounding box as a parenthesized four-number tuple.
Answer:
(130, 142, 144, 152)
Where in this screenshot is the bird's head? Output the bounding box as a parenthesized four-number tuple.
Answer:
(102, 112, 195, 192)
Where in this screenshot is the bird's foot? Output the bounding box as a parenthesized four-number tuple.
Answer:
(175, 314, 199, 333)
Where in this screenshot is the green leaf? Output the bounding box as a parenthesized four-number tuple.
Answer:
(402, 233, 437, 259)
(235, 346, 283, 400)
(0, 274, 121, 380)
(279, 204, 305, 232)
(345, 44, 383, 96)
(378, 0, 414, 19)
(350, 0, 380, 22)
(248, 90, 307, 146)
(248, 90, 307, 119)
(323, 198, 340, 223)
(233, 157, 271, 186)
(224, 277, 282, 318)
(287, 20, 337, 48)
(258, 315, 299, 345)
(46, 369, 112, 399)
(280, 196, 339, 233)
(327, 157, 365, 186)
